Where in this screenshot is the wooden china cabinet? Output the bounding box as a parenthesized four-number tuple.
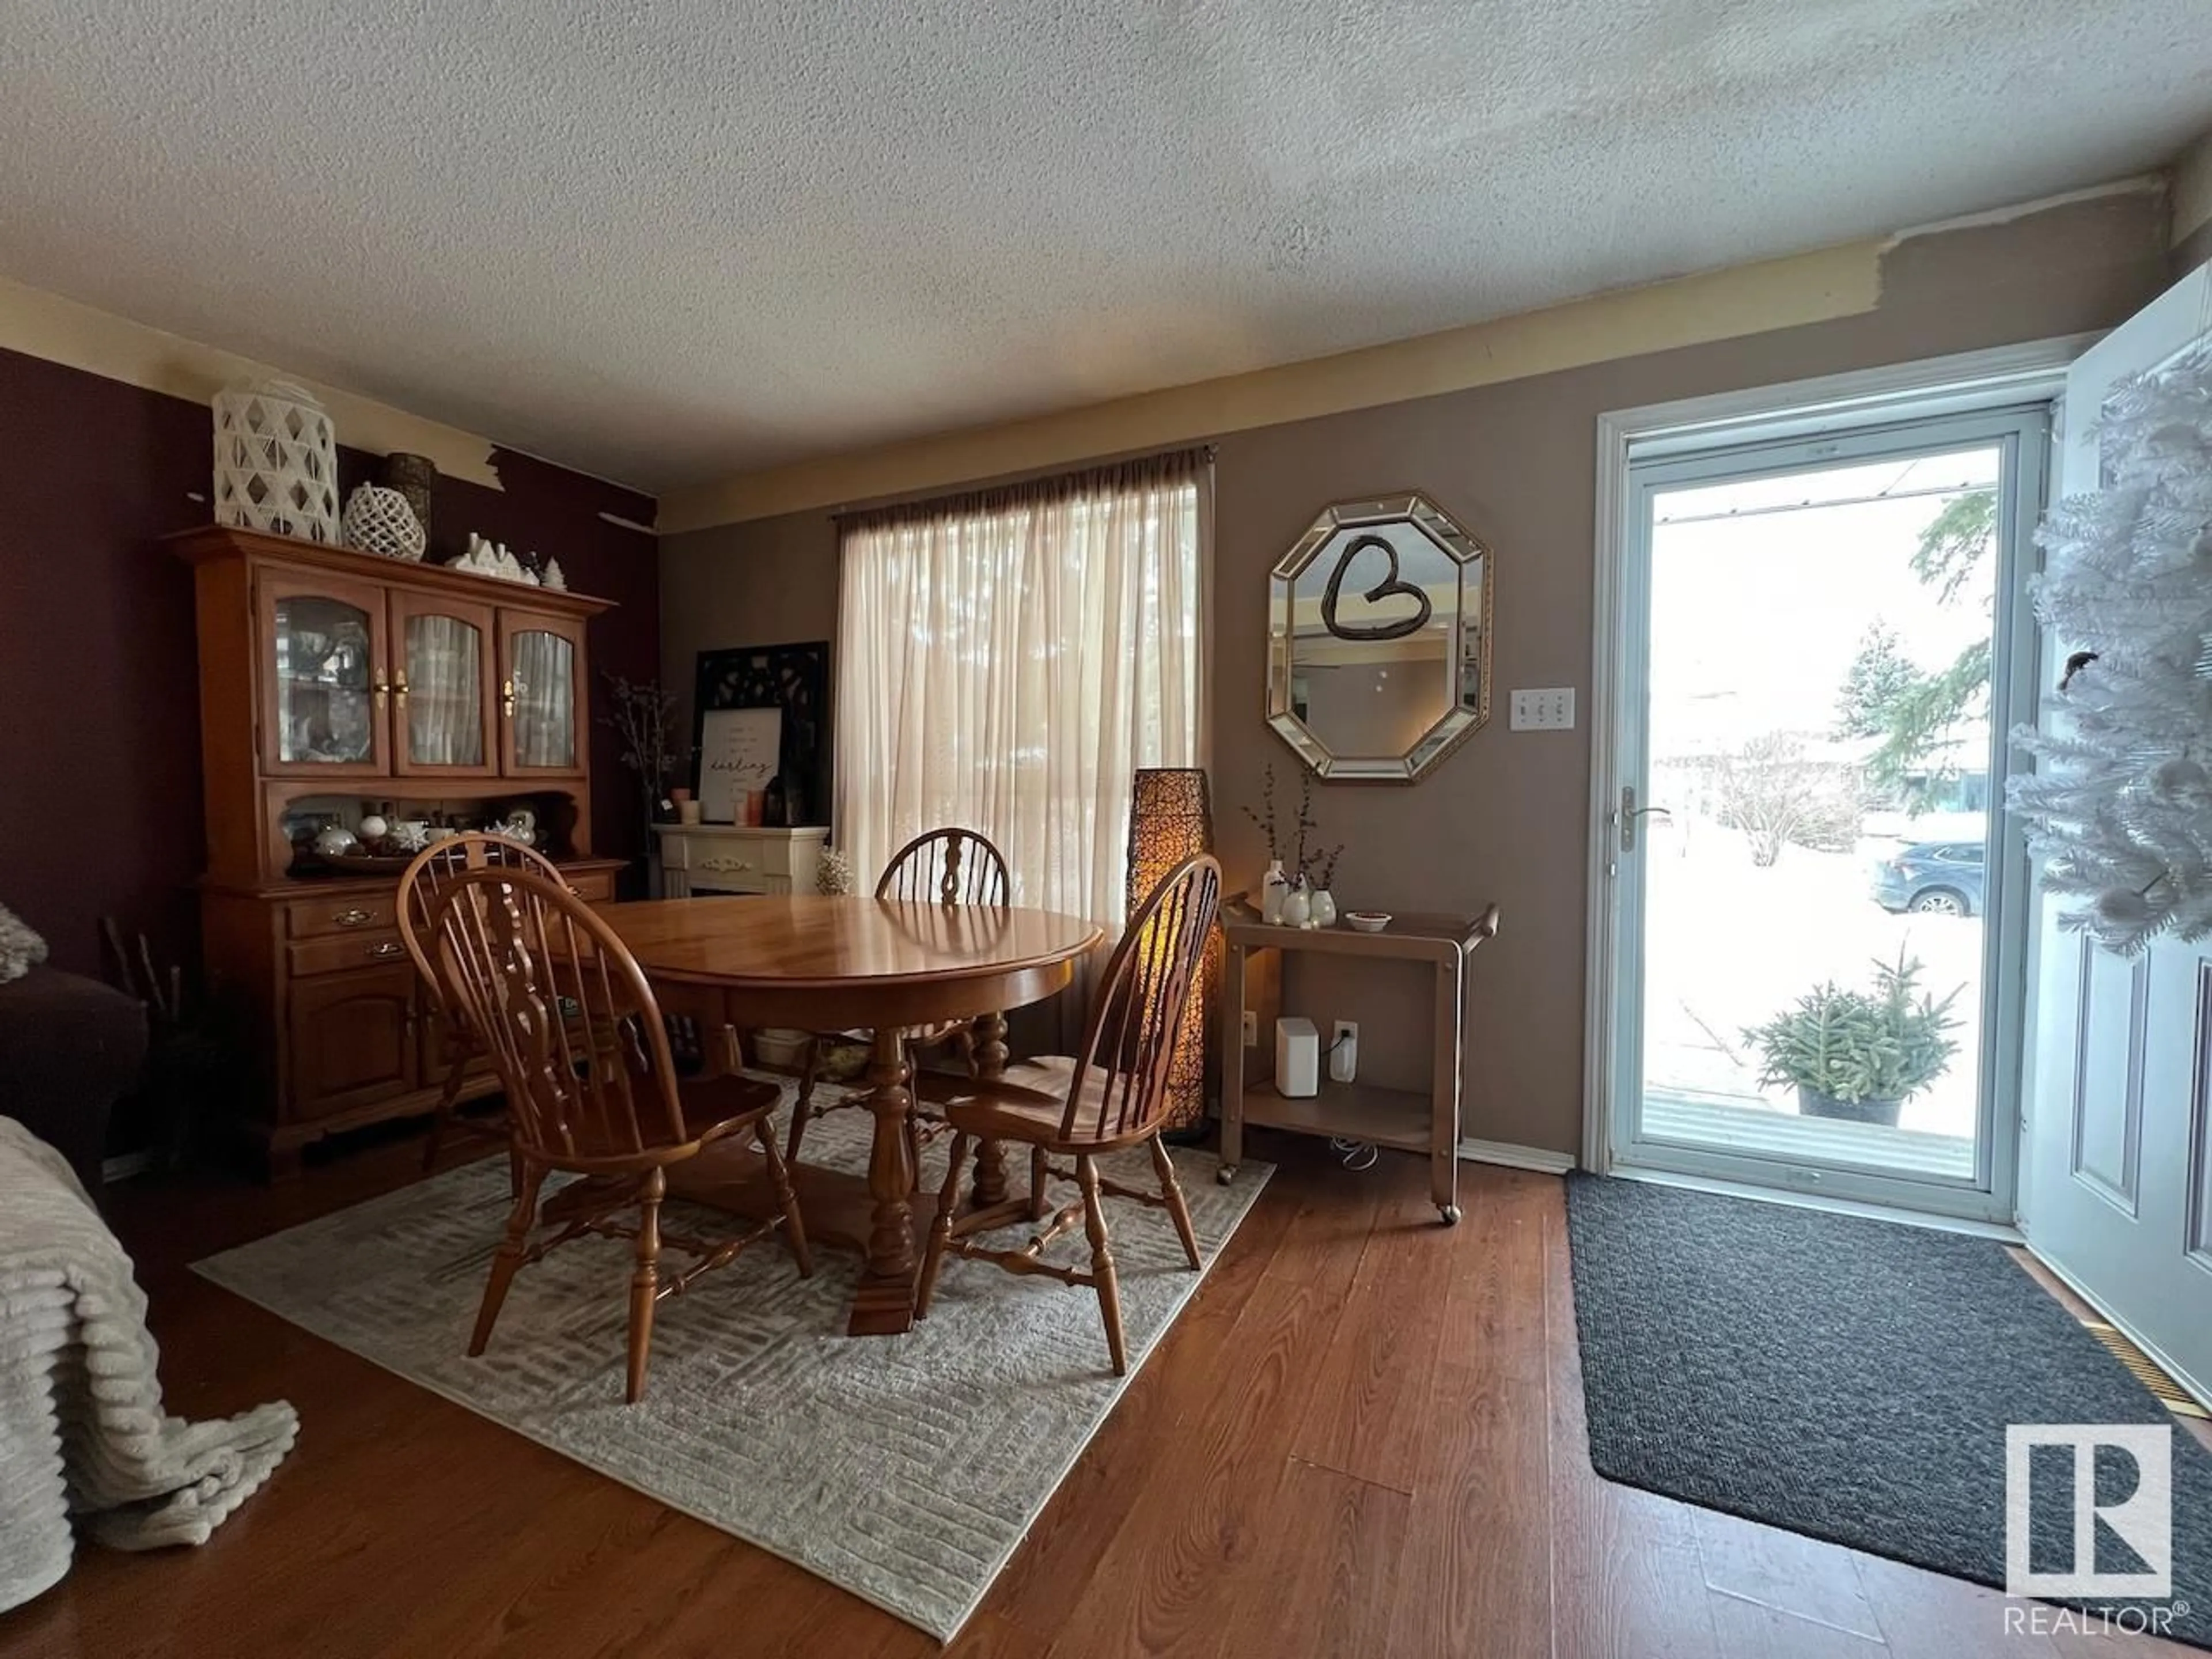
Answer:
(171, 525, 624, 1177)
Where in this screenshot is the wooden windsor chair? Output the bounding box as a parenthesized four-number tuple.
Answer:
(397, 832, 571, 1191)
(786, 827, 1012, 1168)
(916, 853, 1222, 1375)
(426, 868, 812, 1404)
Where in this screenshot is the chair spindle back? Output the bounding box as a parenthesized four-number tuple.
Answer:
(427, 869, 690, 1167)
(1058, 854, 1222, 1145)
(396, 832, 569, 1010)
(877, 828, 1011, 906)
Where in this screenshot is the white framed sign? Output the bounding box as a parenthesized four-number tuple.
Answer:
(698, 706, 782, 823)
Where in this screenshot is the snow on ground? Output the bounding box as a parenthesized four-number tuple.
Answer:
(1641, 812, 1985, 1142)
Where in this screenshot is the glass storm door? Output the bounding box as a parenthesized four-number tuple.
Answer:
(1606, 404, 2047, 1221)
(259, 571, 390, 776)
(392, 592, 497, 777)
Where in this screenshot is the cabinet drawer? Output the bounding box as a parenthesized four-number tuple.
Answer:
(288, 893, 398, 938)
(690, 838, 793, 881)
(289, 931, 412, 976)
(563, 868, 615, 903)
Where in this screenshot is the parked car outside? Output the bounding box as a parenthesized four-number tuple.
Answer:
(1870, 841, 1985, 917)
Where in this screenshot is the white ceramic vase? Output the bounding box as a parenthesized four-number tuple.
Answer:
(1310, 888, 1338, 927)
(1282, 879, 1312, 929)
(1262, 859, 1288, 925)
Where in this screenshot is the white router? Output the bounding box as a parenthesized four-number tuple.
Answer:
(1274, 1017, 1320, 1099)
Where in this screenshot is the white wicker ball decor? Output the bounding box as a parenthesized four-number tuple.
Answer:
(340, 483, 427, 561)
(211, 379, 340, 544)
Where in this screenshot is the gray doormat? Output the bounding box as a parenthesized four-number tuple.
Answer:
(1565, 1173, 2211, 1648)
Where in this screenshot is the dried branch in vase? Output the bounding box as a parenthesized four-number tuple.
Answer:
(600, 675, 694, 840)
(1312, 844, 1344, 889)
(599, 674, 690, 794)
(1291, 771, 1318, 881)
(1240, 762, 1281, 860)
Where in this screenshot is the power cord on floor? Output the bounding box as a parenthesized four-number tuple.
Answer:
(1328, 1137, 1378, 1172)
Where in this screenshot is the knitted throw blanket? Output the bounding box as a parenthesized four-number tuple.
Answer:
(0, 1118, 296, 1611)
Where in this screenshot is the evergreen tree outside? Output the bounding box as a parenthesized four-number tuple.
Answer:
(1830, 489, 1996, 802)
(1834, 621, 1918, 740)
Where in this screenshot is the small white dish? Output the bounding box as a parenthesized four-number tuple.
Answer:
(1344, 911, 1392, 933)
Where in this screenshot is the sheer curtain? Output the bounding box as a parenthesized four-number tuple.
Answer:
(403, 616, 483, 766)
(835, 450, 1208, 926)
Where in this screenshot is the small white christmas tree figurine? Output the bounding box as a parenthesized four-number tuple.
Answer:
(2009, 342, 2212, 953)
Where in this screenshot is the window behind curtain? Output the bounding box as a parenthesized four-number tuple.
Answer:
(834, 451, 1207, 924)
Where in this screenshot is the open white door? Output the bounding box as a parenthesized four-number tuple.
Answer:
(2024, 259, 2212, 1403)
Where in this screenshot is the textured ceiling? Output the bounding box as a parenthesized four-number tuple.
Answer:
(3, 1, 2210, 495)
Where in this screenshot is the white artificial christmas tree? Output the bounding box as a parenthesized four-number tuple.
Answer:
(2009, 341, 2212, 953)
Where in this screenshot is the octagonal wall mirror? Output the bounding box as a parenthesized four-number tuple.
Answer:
(1267, 494, 1493, 781)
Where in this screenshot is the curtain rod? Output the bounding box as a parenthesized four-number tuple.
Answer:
(826, 443, 1216, 522)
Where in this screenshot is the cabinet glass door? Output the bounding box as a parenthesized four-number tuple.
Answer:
(260, 573, 389, 774)
(393, 593, 497, 775)
(501, 612, 584, 772)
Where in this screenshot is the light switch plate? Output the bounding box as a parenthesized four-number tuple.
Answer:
(1510, 688, 1576, 730)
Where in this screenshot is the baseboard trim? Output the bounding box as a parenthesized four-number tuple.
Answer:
(1456, 1138, 1576, 1175)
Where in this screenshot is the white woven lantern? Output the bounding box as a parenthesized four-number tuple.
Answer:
(212, 379, 339, 544)
(341, 483, 426, 560)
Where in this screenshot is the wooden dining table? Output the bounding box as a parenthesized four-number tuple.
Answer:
(600, 895, 1105, 1335)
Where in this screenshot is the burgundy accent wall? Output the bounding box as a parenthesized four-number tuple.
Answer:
(0, 346, 658, 977)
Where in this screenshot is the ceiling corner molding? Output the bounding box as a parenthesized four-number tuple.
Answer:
(2174, 132, 2212, 250)
(658, 238, 1886, 533)
(0, 275, 506, 489)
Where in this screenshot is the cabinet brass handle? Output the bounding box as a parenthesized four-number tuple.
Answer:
(394, 671, 410, 703)
(368, 940, 404, 959)
(373, 666, 390, 712)
(334, 907, 374, 927)
(501, 677, 516, 718)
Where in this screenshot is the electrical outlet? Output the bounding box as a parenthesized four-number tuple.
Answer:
(1509, 687, 1577, 730)
(1331, 1020, 1358, 1084)
(1241, 1009, 1258, 1046)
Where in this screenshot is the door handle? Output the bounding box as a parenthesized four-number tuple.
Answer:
(1619, 786, 1672, 853)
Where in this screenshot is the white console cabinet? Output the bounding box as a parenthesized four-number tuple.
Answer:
(653, 824, 827, 897)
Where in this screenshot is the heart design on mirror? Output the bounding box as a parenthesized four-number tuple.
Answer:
(1320, 533, 1434, 642)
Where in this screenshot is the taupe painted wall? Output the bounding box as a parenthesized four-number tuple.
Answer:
(2173, 127, 2212, 275)
(660, 191, 2169, 1157)
(661, 507, 843, 725)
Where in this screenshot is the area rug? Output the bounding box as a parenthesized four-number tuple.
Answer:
(1566, 1173, 2212, 1649)
(195, 1084, 1271, 1640)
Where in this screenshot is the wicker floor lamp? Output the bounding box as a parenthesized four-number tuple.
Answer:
(1127, 768, 1219, 1134)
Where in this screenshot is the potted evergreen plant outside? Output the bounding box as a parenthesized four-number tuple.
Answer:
(1743, 950, 1962, 1128)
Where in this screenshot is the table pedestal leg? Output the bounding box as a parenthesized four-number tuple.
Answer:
(970, 1010, 1010, 1207)
(850, 1025, 919, 1335)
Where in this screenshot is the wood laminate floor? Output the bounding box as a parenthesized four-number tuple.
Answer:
(0, 1132, 2191, 1658)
